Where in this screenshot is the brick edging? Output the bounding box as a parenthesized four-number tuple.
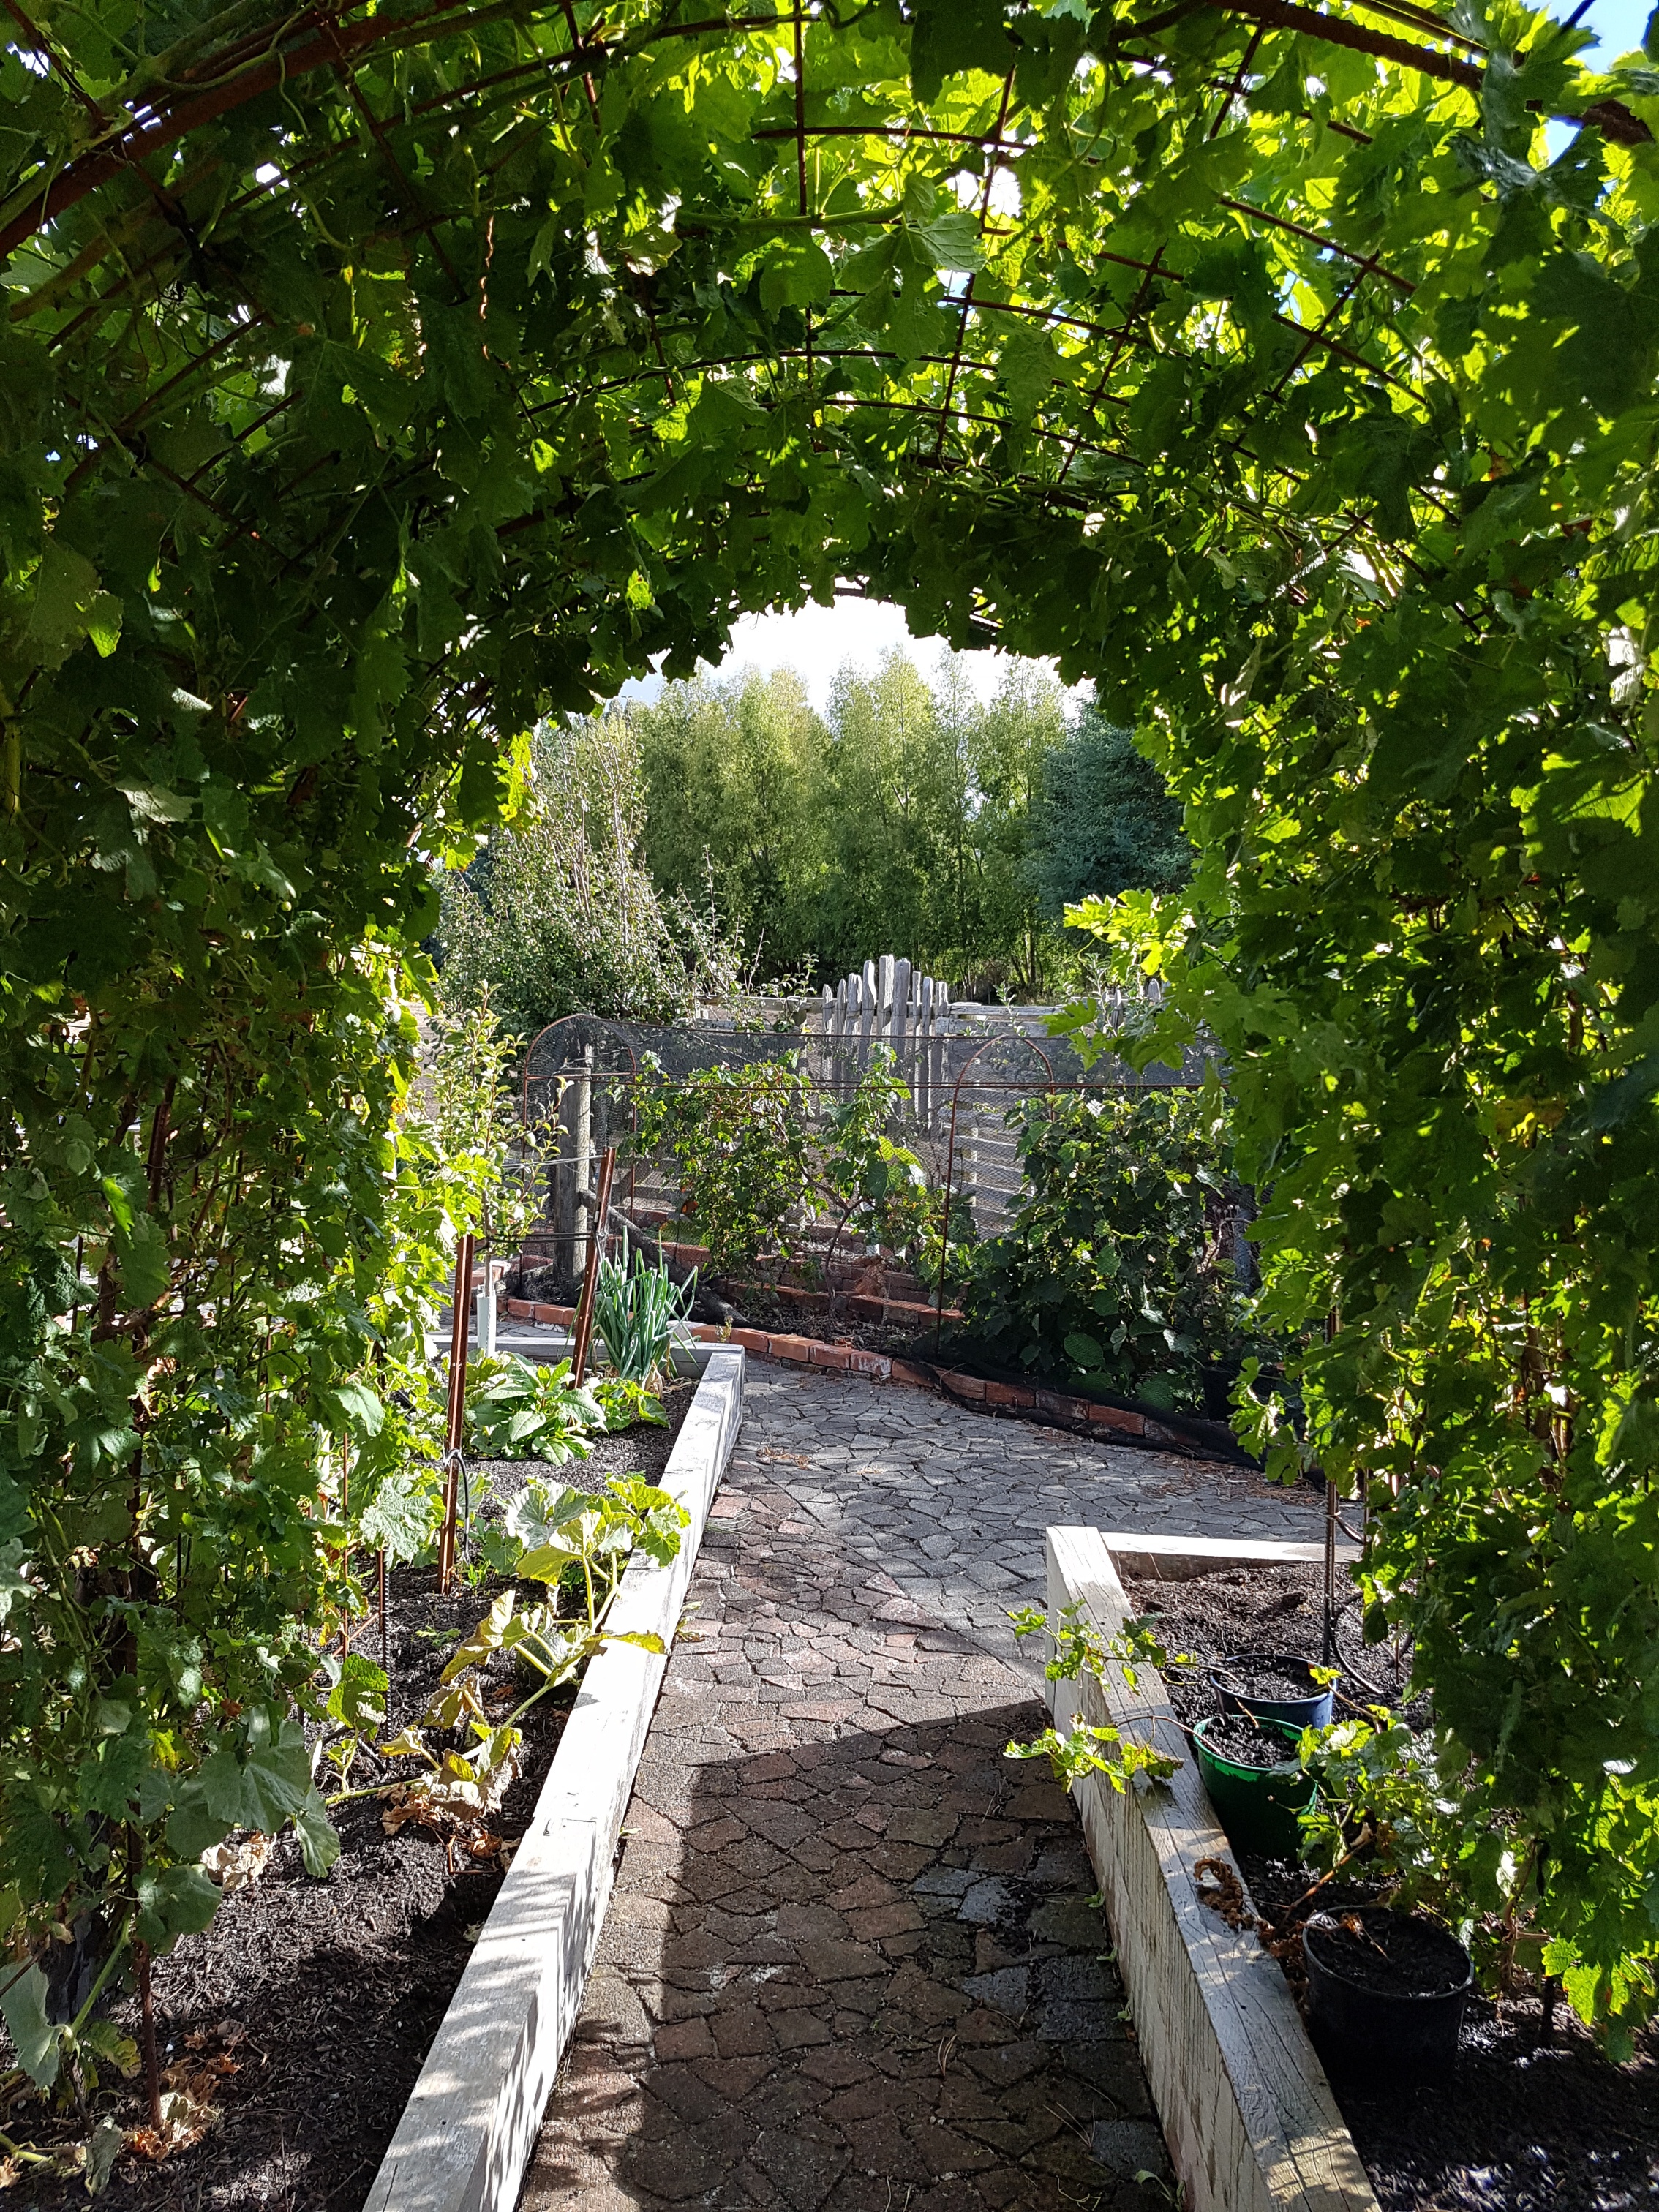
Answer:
(503, 1296, 1160, 1442)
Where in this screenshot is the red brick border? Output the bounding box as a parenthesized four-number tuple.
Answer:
(500, 1296, 1171, 1445)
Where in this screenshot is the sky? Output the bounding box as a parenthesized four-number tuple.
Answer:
(620, 598, 1062, 714)
(1543, 0, 1651, 148)
(623, 0, 1649, 715)
(1568, 0, 1651, 56)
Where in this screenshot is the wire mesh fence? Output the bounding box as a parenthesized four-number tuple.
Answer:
(508, 997, 1217, 1309)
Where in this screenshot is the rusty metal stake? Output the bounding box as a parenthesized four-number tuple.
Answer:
(378, 1546, 388, 1676)
(136, 1940, 161, 2130)
(571, 1146, 617, 1384)
(437, 1232, 474, 1593)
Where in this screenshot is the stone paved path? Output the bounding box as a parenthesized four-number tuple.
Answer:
(520, 1369, 1321, 2212)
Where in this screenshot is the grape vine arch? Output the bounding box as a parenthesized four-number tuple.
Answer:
(3, 0, 1658, 2063)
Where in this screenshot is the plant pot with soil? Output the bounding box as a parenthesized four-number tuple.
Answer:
(1302, 1905, 1473, 2080)
(1192, 1712, 1315, 1858)
(1208, 1650, 1335, 1731)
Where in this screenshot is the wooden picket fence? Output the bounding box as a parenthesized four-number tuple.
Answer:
(819, 955, 952, 1127)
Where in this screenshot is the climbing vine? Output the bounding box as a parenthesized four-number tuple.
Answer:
(1, 0, 1658, 2058)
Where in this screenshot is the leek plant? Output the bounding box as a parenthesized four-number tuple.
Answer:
(594, 1252, 695, 1385)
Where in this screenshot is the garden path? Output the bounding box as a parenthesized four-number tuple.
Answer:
(519, 1365, 1324, 2212)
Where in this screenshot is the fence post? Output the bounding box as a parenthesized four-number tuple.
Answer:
(857, 959, 876, 1072)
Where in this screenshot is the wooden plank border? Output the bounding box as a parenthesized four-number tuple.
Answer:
(1099, 1530, 1360, 1579)
(364, 1346, 746, 2212)
(1045, 1525, 1377, 2212)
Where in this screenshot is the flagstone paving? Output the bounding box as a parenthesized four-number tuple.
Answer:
(520, 1366, 1323, 2212)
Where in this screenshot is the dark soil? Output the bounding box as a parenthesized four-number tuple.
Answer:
(7, 1392, 695, 2211)
(1126, 1557, 1416, 1727)
(1212, 1653, 1324, 1702)
(1132, 1563, 1659, 2212)
(456, 1377, 696, 1530)
(1200, 1712, 1301, 1768)
(1305, 1906, 1472, 1999)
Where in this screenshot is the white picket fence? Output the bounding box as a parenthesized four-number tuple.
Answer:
(819, 955, 952, 1126)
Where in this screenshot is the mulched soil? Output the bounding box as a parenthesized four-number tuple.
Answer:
(1199, 1712, 1301, 1768)
(718, 1282, 940, 1357)
(1124, 1557, 1417, 1726)
(1217, 1655, 1325, 1702)
(1126, 1562, 1659, 2212)
(1304, 1907, 1471, 2000)
(7, 1391, 694, 2211)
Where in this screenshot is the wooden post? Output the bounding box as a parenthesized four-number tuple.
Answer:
(857, 959, 876, 1075)
(136, 1940, 161, 2131)
(571, 1043, 593, 1295)
(890, 957, 911, 1083)
(437, 1231, 473, 1594)
(570, 1146, 617, 1385)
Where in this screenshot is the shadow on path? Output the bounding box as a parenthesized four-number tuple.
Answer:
(522, 1464, 1173, 2212)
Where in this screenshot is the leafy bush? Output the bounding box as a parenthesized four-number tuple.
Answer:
(633, 1048, 929, 1285)
(593, 1252, 695, 1383)
(958, 1086, 1280, 1412)
(438, 717, 747, 1037)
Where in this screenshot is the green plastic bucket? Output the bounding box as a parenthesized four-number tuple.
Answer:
(1193, 1715, 1315, 1859)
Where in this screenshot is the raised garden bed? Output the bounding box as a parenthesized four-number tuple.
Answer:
(1122, 1556, 1659, 2212)
(1045, 1528, 1658, 2212)
(4, 1356, 742, 2212)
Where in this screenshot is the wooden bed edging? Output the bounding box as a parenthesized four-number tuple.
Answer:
(364, 1347, 746, 2212)
(1045, 1525, 1379, 2212)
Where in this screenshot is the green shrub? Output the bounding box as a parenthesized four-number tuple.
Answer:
(958, 1086, 1283, 1412)
(633, 1048, 930, 1285)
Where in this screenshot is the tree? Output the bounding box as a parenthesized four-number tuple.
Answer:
(1028, 710, 1190, 918)
(440, 717, 696, 1038)
(631, 649, 1075, 991)
(823, 648, 962, 975)
(634, 668, 830, 977)
(961, 661, 1072, 996)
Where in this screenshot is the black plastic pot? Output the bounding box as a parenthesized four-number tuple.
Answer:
(1302, 1907, 1473, 2077)
(1208, 1650, 1334, 1731)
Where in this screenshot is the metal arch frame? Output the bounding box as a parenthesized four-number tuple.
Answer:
(519, 1012, 640, 1129)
